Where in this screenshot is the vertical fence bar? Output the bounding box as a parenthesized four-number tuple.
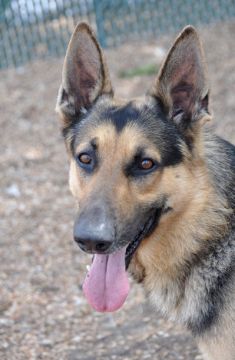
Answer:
(93, 0, 107, 47)
(14, 0, 33, 63)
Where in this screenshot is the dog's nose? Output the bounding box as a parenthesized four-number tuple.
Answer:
(73, 206, 114, 254)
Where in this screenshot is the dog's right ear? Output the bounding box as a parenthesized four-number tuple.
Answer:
(56, 22, 113, 128)
(152, 26, 210, 133)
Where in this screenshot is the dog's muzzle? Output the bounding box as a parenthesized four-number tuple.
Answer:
(73, 204, 115, 254)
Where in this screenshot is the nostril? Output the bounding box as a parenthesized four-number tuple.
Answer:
(95, 242, 111, 252)
(74, 235, 112, 253)
(74, 238, 86, 248)
(74, 236, 79, 244)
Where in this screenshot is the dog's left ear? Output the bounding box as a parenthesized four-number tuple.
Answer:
(153, 26, 211, 131)
(56, 22, 113, 128)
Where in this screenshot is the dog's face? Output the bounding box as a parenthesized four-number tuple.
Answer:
(56, 23, 211, 312)
(66, 97, 186, 260)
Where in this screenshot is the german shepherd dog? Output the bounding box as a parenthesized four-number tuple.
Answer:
(56, 23, 235, 359)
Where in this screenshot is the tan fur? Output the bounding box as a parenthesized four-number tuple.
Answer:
(130, 154, 228, 294)
(57, 23, 235, 360)
(68, 116, 233, 359)
(70, 121, 162, 212)
(70, 119, 229, 274)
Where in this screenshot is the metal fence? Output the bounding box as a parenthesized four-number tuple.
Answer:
(0, 0, 235, 69)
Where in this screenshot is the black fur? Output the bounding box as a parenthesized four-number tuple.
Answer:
(187, 227, 235, 335)
(102, 103, 142, 132)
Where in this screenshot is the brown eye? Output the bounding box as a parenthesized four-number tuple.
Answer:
(140, 159, 154, 170)
(78, 153, 92, 165)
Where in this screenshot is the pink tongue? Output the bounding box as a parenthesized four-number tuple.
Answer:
(83, 247, 129, 312)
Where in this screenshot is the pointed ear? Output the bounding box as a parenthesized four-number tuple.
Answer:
(56, 22, 113, 127)
(153, 26, 211, 131)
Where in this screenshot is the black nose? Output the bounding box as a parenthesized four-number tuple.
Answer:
(74, 237, 112, 253)
(73, 205, 114, 254)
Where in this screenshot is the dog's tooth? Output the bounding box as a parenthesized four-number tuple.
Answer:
(86, 265, 91, 272)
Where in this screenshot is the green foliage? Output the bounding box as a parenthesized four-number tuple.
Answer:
(118, 63, 158, 78)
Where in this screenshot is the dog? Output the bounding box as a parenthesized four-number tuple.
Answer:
(56, 23, 235, 360)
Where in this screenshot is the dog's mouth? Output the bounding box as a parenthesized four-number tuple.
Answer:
(125, 206, 163, 269)
(82, 206, 163, 313)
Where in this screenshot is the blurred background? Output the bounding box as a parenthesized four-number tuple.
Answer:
(0, 1, 235, 359)
(1, 0, 235, 68)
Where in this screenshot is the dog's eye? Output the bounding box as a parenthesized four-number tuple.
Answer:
(139, 159, 155, 170)
(125, 156, 158, 177)
(76, 153, 95, 172)
(78, 153, 92, 165)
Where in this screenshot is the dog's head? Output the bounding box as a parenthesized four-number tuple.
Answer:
(56, 23, 211, 312)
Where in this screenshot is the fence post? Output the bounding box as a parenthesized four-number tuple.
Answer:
(93, 0, 107, 48)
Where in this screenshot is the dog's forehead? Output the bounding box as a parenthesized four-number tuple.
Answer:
(78, 95, 163, 139)
(76, 118, 161, 162)
(74, 95, 183, 166)
(76, 96, 159, 147)
(96, 96, 152, 132)
(91, 122, 160, 155)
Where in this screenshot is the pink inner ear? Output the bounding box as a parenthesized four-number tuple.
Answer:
(171, 82, 195, 116)
(75, 65, 99, 109)
(62, 24, 113, 115)
(70, 35, 102, 110)
(170, 55, 200, 116)
(154, 27, 208, 124)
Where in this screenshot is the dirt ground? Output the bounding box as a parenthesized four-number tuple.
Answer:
(1, 22, 235, 360)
